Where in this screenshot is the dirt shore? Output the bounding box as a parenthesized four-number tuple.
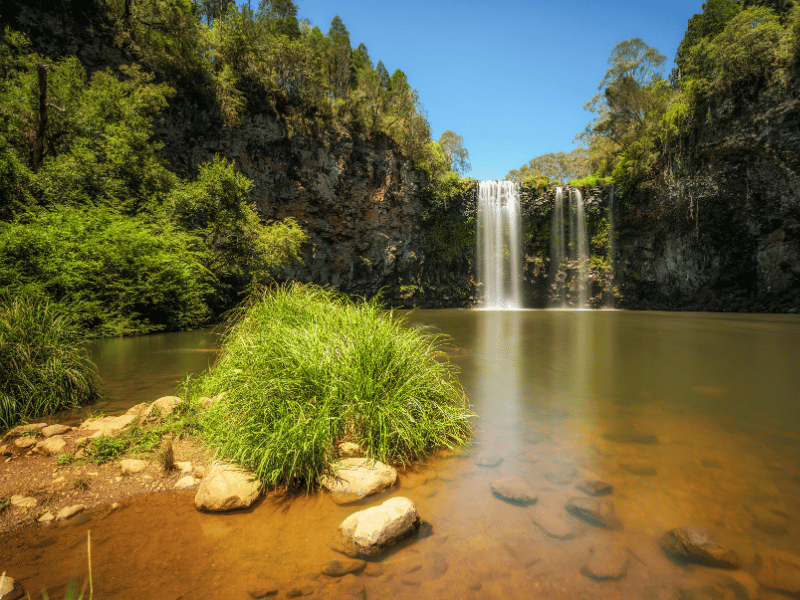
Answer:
(0, 407, 214, 534)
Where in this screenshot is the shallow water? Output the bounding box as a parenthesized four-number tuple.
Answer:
(4, 310, 800, 599)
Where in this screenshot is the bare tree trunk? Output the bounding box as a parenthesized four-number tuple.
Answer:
(33, 64, 49, 174)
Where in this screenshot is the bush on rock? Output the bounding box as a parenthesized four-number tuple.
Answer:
(186, 283, 473, 491)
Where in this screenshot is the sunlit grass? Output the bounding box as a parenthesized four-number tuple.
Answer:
(184, 283, 473, 491)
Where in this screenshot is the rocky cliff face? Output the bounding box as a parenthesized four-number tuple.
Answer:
(615, 75, 800, 312)
(156, 111, 429, 300)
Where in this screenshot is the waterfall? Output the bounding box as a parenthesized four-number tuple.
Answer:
(572, 189, 589, 307)
(549, 187, 566, 307)
(477, 180, 522, 309)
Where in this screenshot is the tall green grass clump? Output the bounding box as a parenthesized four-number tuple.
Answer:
(0, 290, 100, 431)
(187, 283, 473, 490)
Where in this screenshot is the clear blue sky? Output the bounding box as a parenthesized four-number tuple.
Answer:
(294, 0, 704, 180)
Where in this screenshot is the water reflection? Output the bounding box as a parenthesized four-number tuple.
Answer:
(4, 310, 800, 600)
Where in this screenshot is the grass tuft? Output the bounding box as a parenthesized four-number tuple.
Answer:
(0, 289, 101, 432)
(185, 283, 474, 491)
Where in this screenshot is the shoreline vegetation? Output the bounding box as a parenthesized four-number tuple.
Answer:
(1, 285, 473, 517)
(185, 283, 474, 491)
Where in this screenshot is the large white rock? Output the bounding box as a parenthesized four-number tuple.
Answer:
(320, 458, 397, 504)
(194, 461, 262, 512)
(338, 496, 420, 557)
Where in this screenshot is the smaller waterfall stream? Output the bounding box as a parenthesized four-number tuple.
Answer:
(573, 189, 589, 307)
(477, 180, 522, 309)
(550, 187, 566, 308)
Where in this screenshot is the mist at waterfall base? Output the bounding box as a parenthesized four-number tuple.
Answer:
(477, 181, 594, 309)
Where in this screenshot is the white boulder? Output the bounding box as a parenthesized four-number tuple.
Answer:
(338, 496, 420, 557)
(194, 461, 262, 512)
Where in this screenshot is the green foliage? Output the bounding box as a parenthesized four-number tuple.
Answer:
(0, 289, 100, 431)
(437, 130, 471, 176)
(506, 148, 590, 183)
(186, 283, 473, 491)
(167, 155, 306, 307)
(84, 423, 163, 464)
(56, 452, 75, 465)
(568, 174, 614, 188)
(0, 206, 213, 336)
(0, 496, 9, 513)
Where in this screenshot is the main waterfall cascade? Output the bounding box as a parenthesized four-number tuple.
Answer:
(477, 180, 523, 309)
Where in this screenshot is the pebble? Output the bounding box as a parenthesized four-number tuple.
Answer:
(119, 459, 148, 474)
(285, 584, 314, 598)
(38, 512, 55, 523)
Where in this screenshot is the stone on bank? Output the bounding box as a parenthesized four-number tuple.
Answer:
(194, 461, 262, 512)
(320, 458, 397, 504)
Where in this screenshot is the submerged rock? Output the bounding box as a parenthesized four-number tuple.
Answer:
(580, 545, 629, 581)
(194, 461, 262, 512)
(603, 432, 659, 444)
(246, 580, 278, 598)
(754, 550, 800, 596)
(321, 558, 366, 577)
(532, 505, 584, 540)
(476, 455, 504, 468)
(576, 479, 612, 497)
(566, 497, 621, 530)
(544, 469, 576, 486)
(491, 476, 538, 506)
(660, 527, 741, 569)
(619, 459, 658, 476)
(676, 571, 759, 600)
(320, 458, 397, 504)
(337, 496, 420, 557)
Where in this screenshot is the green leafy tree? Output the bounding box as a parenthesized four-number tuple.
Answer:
(327, 15, 352, 98)
(506, 148, 589, 183)
(437, 131, 471, 176)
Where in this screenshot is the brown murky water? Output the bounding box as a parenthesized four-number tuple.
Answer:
(4, 310, 800, 599)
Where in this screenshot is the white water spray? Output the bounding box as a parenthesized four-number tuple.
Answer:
(477, 180, 522, 309)
(550, 187, 566, 307)
(572, 189, 589, 307)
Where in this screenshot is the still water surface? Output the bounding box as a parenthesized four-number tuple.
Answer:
(5, 310, 800, 599)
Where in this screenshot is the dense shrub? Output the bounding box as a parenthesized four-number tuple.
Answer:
(0, 206, 213, 336)
(185, 283, 473, 490)
(0, 289, 100, 431)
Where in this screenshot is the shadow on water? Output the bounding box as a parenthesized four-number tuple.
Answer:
(3, 310, 800, 599)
